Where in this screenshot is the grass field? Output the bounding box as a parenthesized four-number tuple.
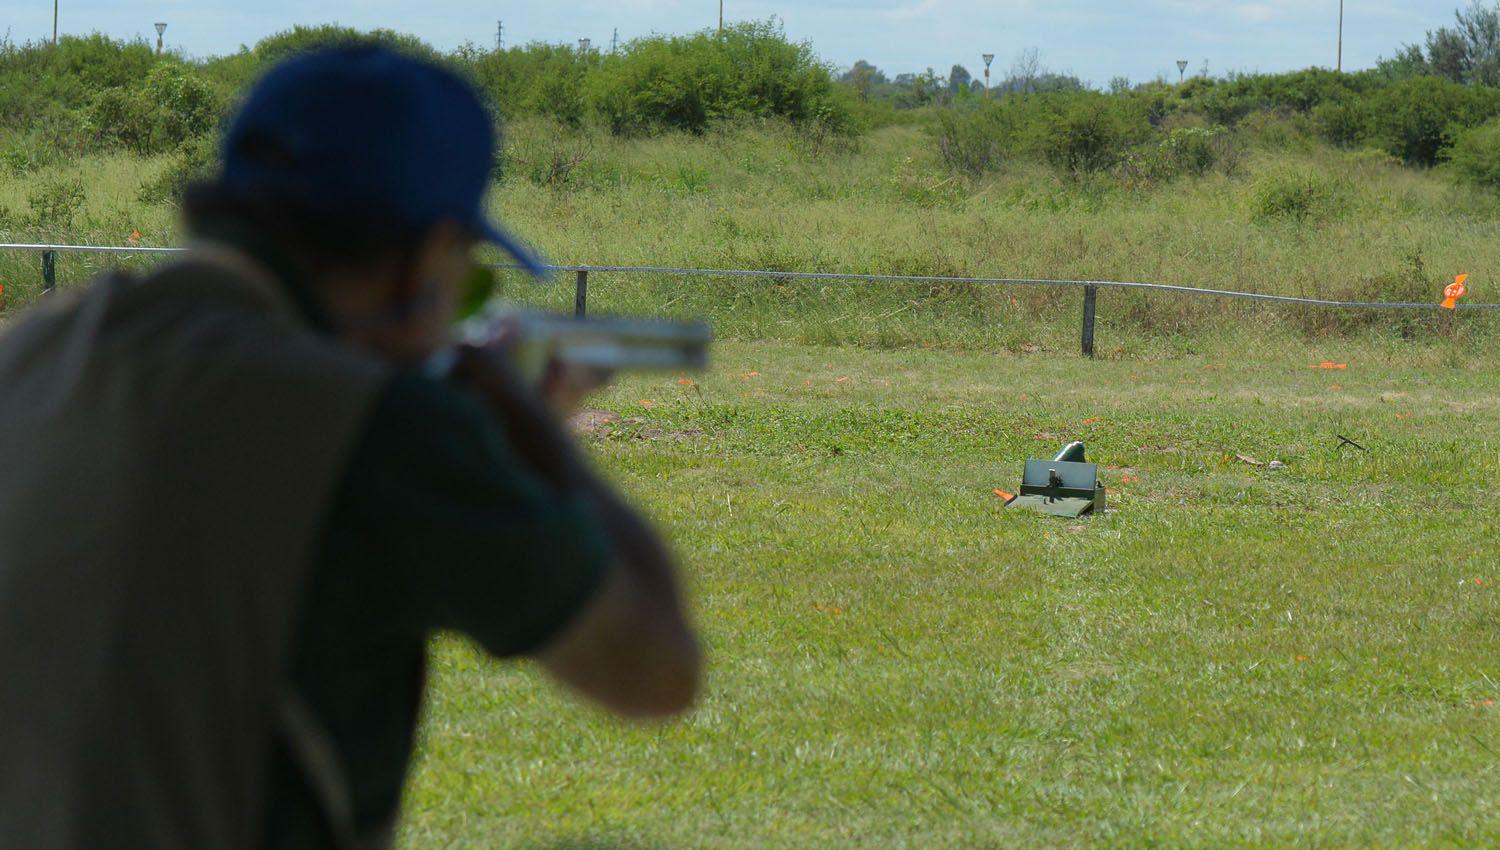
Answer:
(399, 338, 1500, 849)
(4, 116, 1499, 847)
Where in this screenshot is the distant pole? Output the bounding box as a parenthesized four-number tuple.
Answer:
(1177, 59, 1188, 83)
(578, 37, 590, 53)
(611, 28, 619, 53)
(1338, 0, 1350, 72)
(496, 20, 504, 50)
(982, 53, 995, 98)
(154, 22, 166, 55)
(52, 0, 57, 45)
(719, 0, 724, 34)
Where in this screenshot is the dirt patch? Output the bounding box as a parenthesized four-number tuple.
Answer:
(569, 410, 704, 443)
(569, 409, 620, 437)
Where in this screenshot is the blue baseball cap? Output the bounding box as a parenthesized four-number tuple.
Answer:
(220, 46, 548, 277)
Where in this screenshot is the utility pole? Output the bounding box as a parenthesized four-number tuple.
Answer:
(982, 53, 994, 98)
(154, 22, 166, 55)
(719, 0, 724, 34)
(611, 28, 619, 53)
(496, 20, 504, 50)
(1177, 59, 1189, 83)
(52, 0, 58, 45)
(1337, 0, 1344, 72)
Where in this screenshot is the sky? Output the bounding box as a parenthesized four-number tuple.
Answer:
(2, 1, 1473, 85)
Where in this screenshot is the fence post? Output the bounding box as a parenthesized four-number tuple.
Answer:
(1080, 284, 1097, 358)
(574, 269, 588, 318)
(41, 250, 57, 295)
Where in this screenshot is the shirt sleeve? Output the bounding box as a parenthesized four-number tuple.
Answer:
(322, 370, 613, 657)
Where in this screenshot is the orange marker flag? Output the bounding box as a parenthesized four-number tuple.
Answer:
(127, 229, 141, 243)
(1442, 274, 1469, 309)
(993, 489, 1016, 503)
(0, 283, 5, 309)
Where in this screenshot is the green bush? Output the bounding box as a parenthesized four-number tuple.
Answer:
(138, 135, 218, 205)
(935, 92, 1154, 179)
(82, 63, 224, 155)
(590, 22, 849, 135)
(463, 43, 598, 127)
(1033, 92, 1152, 177)
(1311, 99, 1367, 148)
(1158, 125, 1235, 176)
(86, 86, 155, 151)
(27, 176, 87, 228)
(933, 106, 1007, 176)
(0, 33, 157, 120)
(1367, 76, 1500, 166)
(1249, 170, 1347, 223)
(1, 129, 62, 174)
(141, 64, 224, 150)
(1447, 117, 1500, 189)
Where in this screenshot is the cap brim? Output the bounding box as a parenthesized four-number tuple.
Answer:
(477, 219, 551, 279)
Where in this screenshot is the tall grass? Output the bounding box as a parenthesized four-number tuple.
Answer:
(3, 122, 1497, 356)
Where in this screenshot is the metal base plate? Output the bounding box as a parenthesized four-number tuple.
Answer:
(1008, 495, 1098, 518)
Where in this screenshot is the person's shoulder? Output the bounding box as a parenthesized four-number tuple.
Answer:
(373, 369, 492, 430)
(354, 368, 506, 470)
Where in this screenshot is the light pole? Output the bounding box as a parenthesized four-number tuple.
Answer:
(52, 0, 58, 45)
(155, 22, 167, 55)
(719, 1, 724, 34)
(1177, 59, 1188, 83)
(1337, 0, 1344, 72)
(982, 53, 994, 97)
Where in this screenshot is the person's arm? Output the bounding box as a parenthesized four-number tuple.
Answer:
(450, 345, 702, 719)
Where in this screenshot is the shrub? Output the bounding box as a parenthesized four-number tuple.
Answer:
(86, 86, 155, 151)
(1236, 109, 1315, 152)
(464, 43, 598, 126)
(1311, 99, 1367, 148)
(1158, 125, 1235, 176)
(1249, 170, 1347, 223)
(590, 22, 849, 135)
(1447, 116, 1500, 190)
(933, 107, 1006, 176)
(1367, 76, 1500, 166)
(250, 25, 443, 68)
(1033, 92, 1152, 177)
(934, 92, 1153, 179)
(27, 176, 87, 228)
(501, 123, 595, 188)
(0, 130, 59, 174)
(142, 64, 224, 150)
(138, 135, 218, 205)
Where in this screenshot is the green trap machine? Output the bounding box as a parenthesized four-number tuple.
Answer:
(1004, 441, 1107, 519)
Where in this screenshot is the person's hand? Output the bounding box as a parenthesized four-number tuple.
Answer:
(540, 360, 614, 415)
(449, 343, 590, 491)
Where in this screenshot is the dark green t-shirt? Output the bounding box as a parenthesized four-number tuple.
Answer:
(263, 370, 611, 848)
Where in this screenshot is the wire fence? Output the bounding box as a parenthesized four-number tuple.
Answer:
(5, 242, 1494, 359)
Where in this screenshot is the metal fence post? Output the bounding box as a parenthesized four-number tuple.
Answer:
(41, 250, 57, 295)
(1081, 284, 1097, 358)
(574, 269, 588, 318)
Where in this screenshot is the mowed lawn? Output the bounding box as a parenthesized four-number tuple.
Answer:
(402, 339, 1499, 849)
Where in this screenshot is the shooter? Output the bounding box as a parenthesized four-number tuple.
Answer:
(0, 47, 701, 850)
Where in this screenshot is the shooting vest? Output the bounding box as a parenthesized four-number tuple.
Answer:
(0, 250, 387, 850)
